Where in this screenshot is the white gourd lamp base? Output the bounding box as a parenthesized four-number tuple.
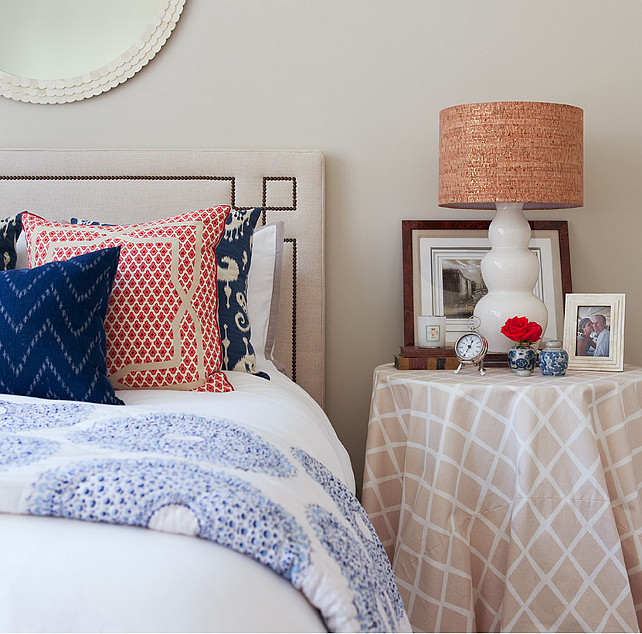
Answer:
(473, 203, 548, 353)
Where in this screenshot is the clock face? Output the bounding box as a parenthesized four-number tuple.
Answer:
(455, 333, 485, 360)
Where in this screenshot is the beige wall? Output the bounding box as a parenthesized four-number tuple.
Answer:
(2, 0, 642, 493)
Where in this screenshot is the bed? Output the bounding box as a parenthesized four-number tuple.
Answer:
(0, 150, 410, 633)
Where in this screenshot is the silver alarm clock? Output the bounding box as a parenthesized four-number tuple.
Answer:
(453, 319, 488, 376)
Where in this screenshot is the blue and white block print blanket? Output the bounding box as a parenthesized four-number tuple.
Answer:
(0, 397, 410, 632)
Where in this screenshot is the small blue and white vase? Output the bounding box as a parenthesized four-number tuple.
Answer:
(538, 340, 569, 376)
(507, 345, 536, 375)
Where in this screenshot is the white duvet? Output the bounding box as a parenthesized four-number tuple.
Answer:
(0, 367, 409, 633)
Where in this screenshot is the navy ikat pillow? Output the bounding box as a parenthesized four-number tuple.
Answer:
(216, 207, 269, 377)
(0, 247, 124, 405)
(0, 212, 22, 271)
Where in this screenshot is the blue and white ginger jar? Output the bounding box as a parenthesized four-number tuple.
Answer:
(538, 340, 569, 376)
(507, 345, 536, 375)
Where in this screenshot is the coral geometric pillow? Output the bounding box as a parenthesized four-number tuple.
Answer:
(70, 207, 266, 378)
(21, 208, 233, 393)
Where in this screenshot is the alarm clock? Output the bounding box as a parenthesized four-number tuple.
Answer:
(453, 328, 488, 376)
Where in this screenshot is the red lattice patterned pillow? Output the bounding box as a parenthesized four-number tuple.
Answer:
(22, 208, 233, 393)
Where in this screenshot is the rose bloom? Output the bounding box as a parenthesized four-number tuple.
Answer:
(501, 316, 543, 344)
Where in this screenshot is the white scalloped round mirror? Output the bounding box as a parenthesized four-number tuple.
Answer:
(0, 0, 185, 104)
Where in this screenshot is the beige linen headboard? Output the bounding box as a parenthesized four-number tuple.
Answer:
(0, 149, 325, 406)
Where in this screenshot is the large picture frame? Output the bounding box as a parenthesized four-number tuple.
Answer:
(402, 220, 572, 346)
(562, 293, 626, 371)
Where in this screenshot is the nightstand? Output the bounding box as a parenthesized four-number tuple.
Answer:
(362, 363, 642, 633)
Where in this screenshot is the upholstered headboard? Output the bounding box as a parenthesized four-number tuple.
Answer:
(0, 149, 325, 406)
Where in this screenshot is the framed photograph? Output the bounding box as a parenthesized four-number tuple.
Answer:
(563, 293, 626, 371)
(402, 220, 572, 346)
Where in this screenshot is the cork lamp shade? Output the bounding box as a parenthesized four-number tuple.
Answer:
(438, 101, 584, 352)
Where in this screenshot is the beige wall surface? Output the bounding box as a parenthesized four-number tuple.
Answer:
(2, 0, 642, 494)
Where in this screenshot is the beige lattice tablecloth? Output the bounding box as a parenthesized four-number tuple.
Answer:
(362, 363, 642, 633)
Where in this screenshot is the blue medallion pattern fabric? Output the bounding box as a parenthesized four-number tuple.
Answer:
(0, 248, 123, 405)
(0, 398, 410, 632)
(294, 448, 408, 631)
(0, 213, 22, 271)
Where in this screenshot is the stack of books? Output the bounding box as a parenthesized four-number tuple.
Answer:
(394, 347, 459, 370)
(394, 346, 509, 370)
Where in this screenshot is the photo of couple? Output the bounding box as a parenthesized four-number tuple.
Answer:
(576, 306, 610, 357)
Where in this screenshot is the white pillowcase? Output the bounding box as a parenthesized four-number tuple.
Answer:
(248, 222, 284, 371)
(15, 230, 26, 269)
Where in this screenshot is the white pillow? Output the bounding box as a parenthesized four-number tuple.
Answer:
(248, 222, 284, 371)
(15, 230, 26, 269)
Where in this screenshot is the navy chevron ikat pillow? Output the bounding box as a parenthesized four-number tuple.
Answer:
(0, 247, 123, 405)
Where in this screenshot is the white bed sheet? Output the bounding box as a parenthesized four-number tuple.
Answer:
(0, 367, 355, 633)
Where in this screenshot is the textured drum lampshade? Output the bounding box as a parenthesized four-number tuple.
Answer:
(438, 101, 583, 352)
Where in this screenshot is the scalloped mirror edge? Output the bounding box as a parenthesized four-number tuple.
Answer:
(0, 0, 185, 104)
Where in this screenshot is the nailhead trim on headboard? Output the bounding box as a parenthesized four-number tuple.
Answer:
(262, 176, 298, 212)
(284, 237, 298, 383)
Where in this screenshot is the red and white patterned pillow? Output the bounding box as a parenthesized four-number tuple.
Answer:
(21, 208, 233, 393)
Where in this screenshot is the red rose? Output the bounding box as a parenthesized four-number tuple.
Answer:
(501, 316, 543, 344)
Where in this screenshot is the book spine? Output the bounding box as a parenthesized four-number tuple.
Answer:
(399, 346, 456, 358)
(394, 355, 460, 371)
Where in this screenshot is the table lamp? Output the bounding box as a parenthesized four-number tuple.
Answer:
(438, 101, 583, 352)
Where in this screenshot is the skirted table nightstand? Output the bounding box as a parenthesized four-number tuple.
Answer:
(362, 363, 642, 633)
